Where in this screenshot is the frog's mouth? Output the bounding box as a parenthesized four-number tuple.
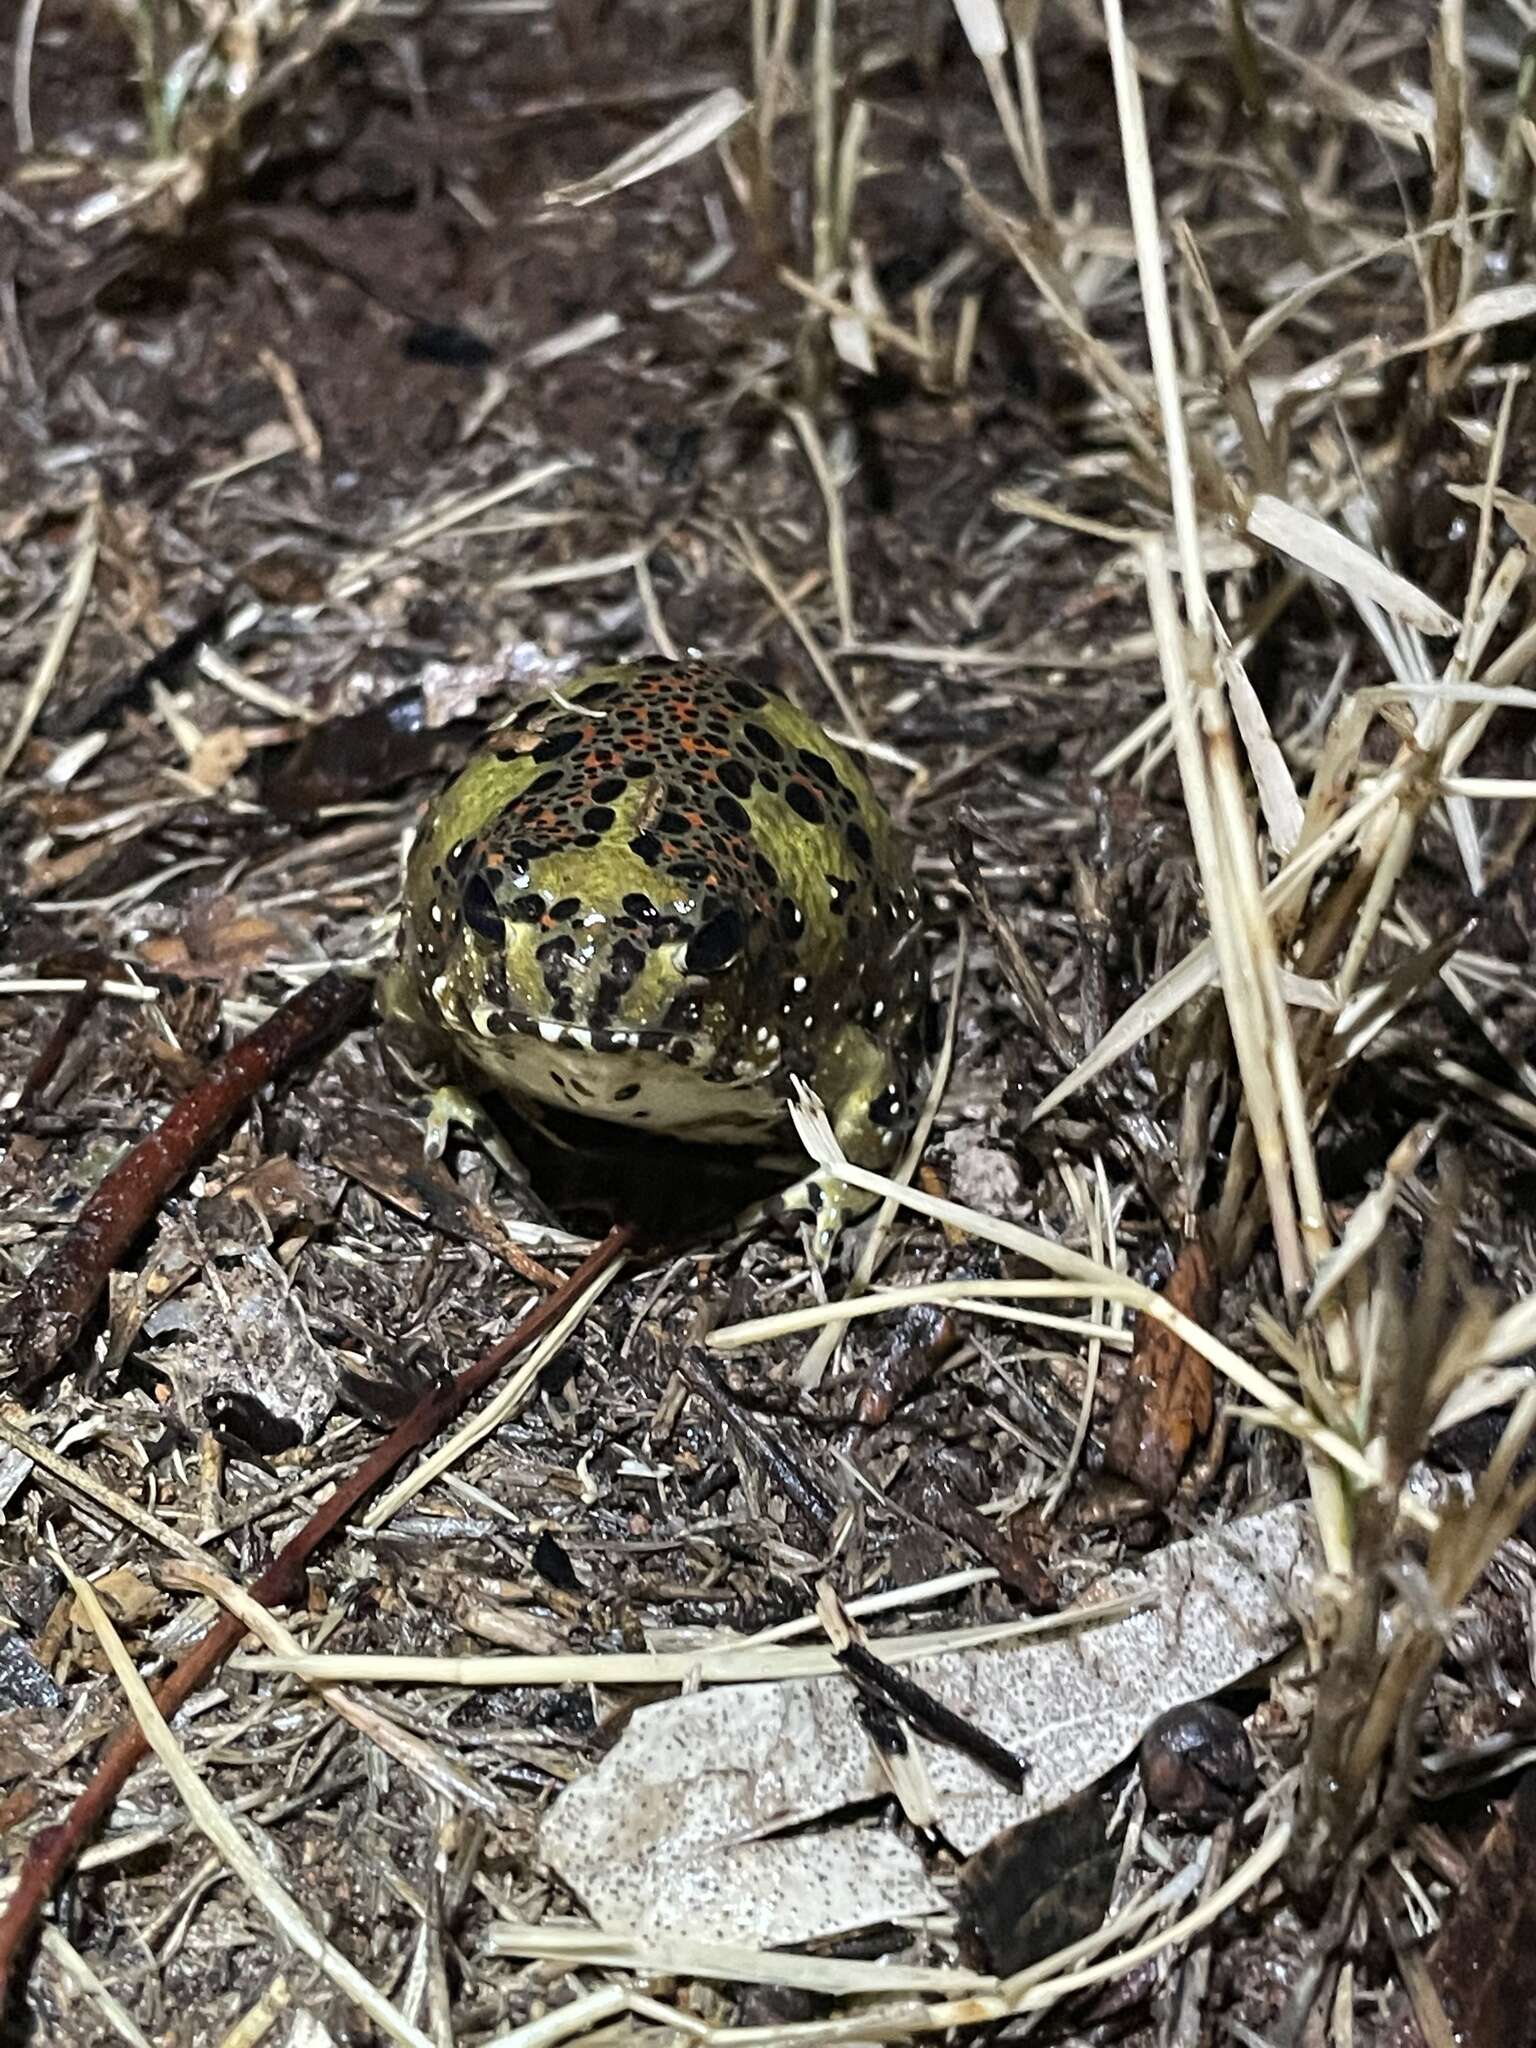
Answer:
(452, 997, 783, 1145)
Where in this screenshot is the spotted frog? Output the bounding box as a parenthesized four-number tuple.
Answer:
(382, 659, 927, 1255)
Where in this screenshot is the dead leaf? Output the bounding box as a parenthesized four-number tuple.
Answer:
(192, 1156, 336, 1255)
(187, 725, 251, 790)
(142, 911, 288, 986)
(960, 1787, 1117, 1972)
(1104, 1235, 1217, 1504)
(73, 1568, 163, 1631)
(541, 1506, 1315, 1945)
(334, 1111, 559, 1287)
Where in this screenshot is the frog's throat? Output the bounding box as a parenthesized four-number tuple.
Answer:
(428, 982, 786, 1142)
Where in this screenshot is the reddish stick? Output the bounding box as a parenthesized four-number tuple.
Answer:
(0, 1220, 633, 2005)
(5, 970, 371, 1390)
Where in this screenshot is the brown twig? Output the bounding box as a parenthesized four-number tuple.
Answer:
(834, 1639, 1029, 1791)
(12, 980, 102, 1111)
(0, 1220, 634, 2011)
(3, 969, 371, 1392)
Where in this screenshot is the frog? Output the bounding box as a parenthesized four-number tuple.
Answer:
(380, 657, 928, 1260)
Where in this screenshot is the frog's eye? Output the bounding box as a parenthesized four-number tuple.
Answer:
(683, 904, 746, 976)
(462, 873, 506, 944)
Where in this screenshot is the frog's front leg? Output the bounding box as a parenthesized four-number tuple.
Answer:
(420, 1083, 528, 1182)
(759, 1026, 909, 1265)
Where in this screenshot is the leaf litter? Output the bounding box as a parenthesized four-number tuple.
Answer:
(540, 1505, 1315, 1944)
(4, 0, 1536, 2042)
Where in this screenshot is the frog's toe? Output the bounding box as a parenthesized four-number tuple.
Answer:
(760, 1166, 874, 1266)
(423, 1085, 524, 1182)
(422, 1084, 460, 1163)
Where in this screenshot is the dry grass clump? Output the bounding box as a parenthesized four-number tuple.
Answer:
(757, 0, 1536, 2016)
(13, 0, 376, 229)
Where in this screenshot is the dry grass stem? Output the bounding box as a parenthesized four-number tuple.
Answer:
(545, 86, 749, 207)
(796, 928, 967, 1387)
(363, 1260, 623, 1528)
(0, 493, 99, 781)
(63, 1562, 436, 2048)
(235, 1593, 1147, 1689)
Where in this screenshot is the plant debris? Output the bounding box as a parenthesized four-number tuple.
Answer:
(1104, 1232, 1218, 1505)
(540, 1506, 1314, 1943)
(2, 971, 370, 1392)
(6, 0, 1536, 2040)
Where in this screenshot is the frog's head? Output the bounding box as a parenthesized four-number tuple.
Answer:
(449, 844, 763, 1062)
(394, 662, 865, 1134)
(399, 791, 797, 1124)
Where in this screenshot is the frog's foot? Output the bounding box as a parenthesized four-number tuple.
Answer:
(743, 1164, 877, 1268)
(423, 1085, 525, 1183)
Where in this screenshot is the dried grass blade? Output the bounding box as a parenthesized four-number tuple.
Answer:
(62, 1562, 435, 2048)
(483, 1921, 993, 1996)
(546, 86, 748, 206)
(796, 930, 966, 1387)
(1027, 747, 1421, 1128)
(237, 1601, 1147, 1689)
(363, 1258, 622, 1527)
(1247, 495, 1459, 636)
(328, 461, 570, 600)
(1217, 628, 1304, 853)
(1403, 280, 1536, 350)
(0, 493, 99, 782)
(787, 1089, 1377, 1486)
(1305, 1118, 1445, 1317)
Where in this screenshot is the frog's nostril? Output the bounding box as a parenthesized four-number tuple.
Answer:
(684, 903, 746, 975)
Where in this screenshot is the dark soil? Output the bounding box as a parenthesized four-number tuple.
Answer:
(3, 2, 1535, 2043)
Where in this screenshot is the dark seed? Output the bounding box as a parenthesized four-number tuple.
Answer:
(1139, 1704, 1258, 1830)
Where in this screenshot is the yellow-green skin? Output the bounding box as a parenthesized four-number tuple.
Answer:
(383, 659, 927, 1245)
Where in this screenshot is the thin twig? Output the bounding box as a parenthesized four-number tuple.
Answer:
(0, 1225, 633, 2001)
(2, 970, 372, 1390)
